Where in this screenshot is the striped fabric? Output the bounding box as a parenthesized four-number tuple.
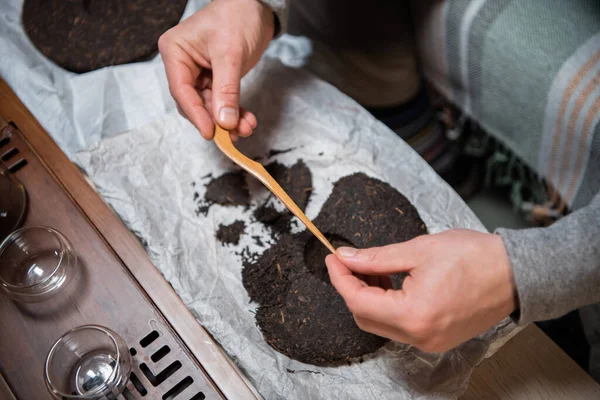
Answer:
(413, 0, 600, 212)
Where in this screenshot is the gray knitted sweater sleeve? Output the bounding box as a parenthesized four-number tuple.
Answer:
(259, 0, 290, 36)
(497, 191, 600, 325)
(257, 0, 600, 327)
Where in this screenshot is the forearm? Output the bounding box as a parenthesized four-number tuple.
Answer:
(497, 191, 600, 324)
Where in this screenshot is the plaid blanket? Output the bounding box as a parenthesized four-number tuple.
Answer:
(413, 0, 600, 213)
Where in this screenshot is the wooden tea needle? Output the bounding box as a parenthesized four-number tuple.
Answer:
(213, 124, 335, 254)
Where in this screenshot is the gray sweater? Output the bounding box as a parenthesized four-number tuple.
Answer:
(260, 0, 600, 325)
(497, 192, 600, 324)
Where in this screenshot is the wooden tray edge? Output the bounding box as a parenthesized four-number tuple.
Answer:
(0, 78, 260, 400)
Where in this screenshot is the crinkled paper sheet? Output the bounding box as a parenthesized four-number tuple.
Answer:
(75, 59, 519, 399)
(1, 1, 521, 397)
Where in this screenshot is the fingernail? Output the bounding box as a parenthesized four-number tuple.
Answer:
(219, 107, 238, 126)
(337, 247, 358, 258)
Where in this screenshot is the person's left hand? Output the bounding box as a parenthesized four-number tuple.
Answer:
(325, 229, 518, 353)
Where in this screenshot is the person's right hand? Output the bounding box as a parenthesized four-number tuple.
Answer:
(325, 229, 518, 353)
(158, 0, 275, 140)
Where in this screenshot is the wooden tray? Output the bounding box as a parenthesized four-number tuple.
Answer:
(0, 80, 258, 400)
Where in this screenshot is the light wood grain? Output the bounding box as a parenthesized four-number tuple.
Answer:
(0, 78, 259, 400)
(214, 124, 336, 253)
(463, 325, 600, 399)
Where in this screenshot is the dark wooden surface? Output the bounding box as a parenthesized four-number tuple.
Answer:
(0, 78, 259, 400)
(0, 88, 227, 399)
(0, 372, 16, 400)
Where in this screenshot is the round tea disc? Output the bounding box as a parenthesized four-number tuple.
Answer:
(243, 173, 428, 365)
(22, 0, 188, 73)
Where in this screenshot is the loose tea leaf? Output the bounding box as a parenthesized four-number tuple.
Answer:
(205, 171, 250, 206)
(216, 220, 246, 246)
(268, 148, 295, 157)
(253, 160, 312, 237)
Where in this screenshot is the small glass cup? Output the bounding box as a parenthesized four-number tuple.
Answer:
(0, 226, 76, 302)
(45, 325, 132, 399)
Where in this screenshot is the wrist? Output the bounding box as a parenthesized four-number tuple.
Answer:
(490, 233, 519, 316)
(214, 0, 275, 39)
(255, 0, 283, 37)
(257, 1, 276, 38)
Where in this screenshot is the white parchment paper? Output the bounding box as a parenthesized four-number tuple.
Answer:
(75, 58, 519, 399)
(1, 1, 521, 398)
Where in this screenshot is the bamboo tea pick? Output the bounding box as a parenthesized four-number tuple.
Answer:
(213, 124, 335, 254)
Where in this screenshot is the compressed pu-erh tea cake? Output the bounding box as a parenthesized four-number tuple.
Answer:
(243, 173, 428, 365)
(22, 0, 187, 73)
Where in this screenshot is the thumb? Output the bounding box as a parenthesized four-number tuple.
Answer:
(335, 241, 421, 275)
(211, 53, 243, 130)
